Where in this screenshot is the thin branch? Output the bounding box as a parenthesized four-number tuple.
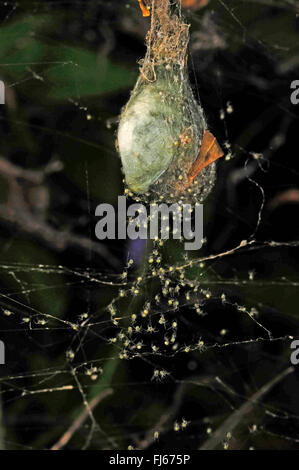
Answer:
(50, 388, 113, 450)
(135, 383, 185, 449)
(0, 156, 62, 185)
(199, 366, 294, 450)
(0, 156, 120, 268)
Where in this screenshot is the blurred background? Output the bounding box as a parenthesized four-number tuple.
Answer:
(0, 0, 299, 450)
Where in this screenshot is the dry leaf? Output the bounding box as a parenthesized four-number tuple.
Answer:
(181, 0, 210, 11)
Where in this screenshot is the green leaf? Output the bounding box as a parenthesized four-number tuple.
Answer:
(46, 46, 137, 99)
(0, 17, 137, 98)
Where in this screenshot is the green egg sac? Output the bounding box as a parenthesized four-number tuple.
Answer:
(117, 1, 218, 204)
(118, 66, 206, 196)
(118, 81, 173, 193)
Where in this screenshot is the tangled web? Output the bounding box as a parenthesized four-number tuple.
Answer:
(0, 0, 299, 451)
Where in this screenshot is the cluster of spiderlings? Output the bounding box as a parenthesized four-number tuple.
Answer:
(101, 240, 220, 378)
(102, 231, 268, 379)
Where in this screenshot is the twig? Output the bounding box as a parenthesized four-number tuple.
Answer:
(0, 156, 62, 184)
(50, 388, 113, 450)
(136, 383, 185, 449)
(199, 366, 294, 450)
(0, 156, 120, 268)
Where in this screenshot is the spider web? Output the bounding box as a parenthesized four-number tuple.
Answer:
(0, 0, 298, 451)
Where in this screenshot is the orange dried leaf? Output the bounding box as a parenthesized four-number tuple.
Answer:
(181, 0, 209, 11)
(188, 129, 224, 183)
(138, 0, 151, 17)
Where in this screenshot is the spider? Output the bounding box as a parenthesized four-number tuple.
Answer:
(138, 0, 151, 17)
